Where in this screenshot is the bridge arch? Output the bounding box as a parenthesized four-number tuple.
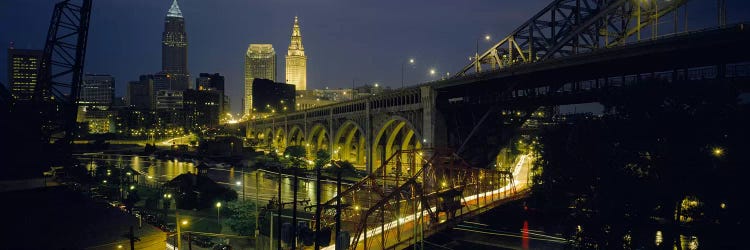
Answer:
(272, 127, 287, 152)
(307, 123, 330, 156)
(256, 127, 273, 150)
(288, 125, 305, 147)
(373, 116, 423, 174)
(333, 120, 367, 168)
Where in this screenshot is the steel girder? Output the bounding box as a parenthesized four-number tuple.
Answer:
(34, 0, 92, 146)
(457, 0, 687, 76)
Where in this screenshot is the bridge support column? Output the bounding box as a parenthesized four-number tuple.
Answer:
(366, 101, 373, 173)
(421, 86, 437, 151)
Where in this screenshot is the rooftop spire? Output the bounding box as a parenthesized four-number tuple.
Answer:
(288, 16, 304, 55)
(167, 0, 183, 18)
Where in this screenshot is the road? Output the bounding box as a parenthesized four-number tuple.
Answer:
(322, 154, 534, 250)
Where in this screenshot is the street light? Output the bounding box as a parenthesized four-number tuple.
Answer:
(216, 202, 222, 225)
(475, 34, 491, 72)
(402, 58, 416, 88)
(712, 147, 724, 157)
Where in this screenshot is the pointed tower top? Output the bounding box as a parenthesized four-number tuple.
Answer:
(167, 0, 183, 18)
(288, 16, 304, 55)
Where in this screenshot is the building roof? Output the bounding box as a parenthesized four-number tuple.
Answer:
(167, 0, 182, 18)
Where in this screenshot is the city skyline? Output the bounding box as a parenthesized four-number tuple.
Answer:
(2, 0, 748, 114)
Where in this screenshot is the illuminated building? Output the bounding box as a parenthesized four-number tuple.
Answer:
(79, 74, 114, 110)
(6, 48, 42, 103)
(244, 44, 276, 116)
(162, 0, 189, 91)
(285, 16, 307, 91)
(155, 90, 183, 110)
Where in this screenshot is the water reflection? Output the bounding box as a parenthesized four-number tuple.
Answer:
(77, 154, 343, 205)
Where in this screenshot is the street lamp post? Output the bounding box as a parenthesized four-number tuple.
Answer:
(216, 202, 222, 225)
(475, 34, 491, 72)
(401, 58, 415, 88)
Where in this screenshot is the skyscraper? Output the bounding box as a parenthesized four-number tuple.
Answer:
(79, 74, 114, 109)
(6, 48, 42, 103)
(285, 16, 307, 91)
(244, 44, 276, 116)
(162, 0, 189, 91)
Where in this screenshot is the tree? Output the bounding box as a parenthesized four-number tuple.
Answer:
(223, 200, 257, 236)
(284, 145, 306, 159)
(314, 149, 331, 170)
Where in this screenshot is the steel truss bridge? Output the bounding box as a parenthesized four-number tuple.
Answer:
(244, 0, 750, 249)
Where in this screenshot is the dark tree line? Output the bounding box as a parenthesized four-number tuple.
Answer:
(530, 81, 749, 249)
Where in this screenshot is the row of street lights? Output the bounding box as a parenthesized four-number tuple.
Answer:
(400, 34, 492, 86)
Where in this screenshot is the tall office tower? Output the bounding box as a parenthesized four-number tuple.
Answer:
(285, 16, 307, 91)
(7, 48, 42, 103)
(79, 74, 114, 110)
(162, 0, 189, 90)
(244, 44, 276, 116)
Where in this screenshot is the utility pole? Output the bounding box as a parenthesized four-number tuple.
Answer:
(292, 167, 299, 250)
(255, 171, 260, 250)
(335, 162, 342, 238)
(176, 210, 181, 250)
(277, 164, 282, 250)
(314, 164, 322, 250)
(127, 226, 137, 250)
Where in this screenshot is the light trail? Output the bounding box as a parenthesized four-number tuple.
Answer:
(323, 154, 530, 250)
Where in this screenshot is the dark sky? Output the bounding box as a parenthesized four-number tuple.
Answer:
(2, 0, 749, 114)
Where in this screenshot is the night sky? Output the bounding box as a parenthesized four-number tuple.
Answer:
(2, 0, 749, 114)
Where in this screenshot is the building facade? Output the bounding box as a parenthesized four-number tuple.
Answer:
(251, 78, 295, 116)
(196, 73, 228, 115)
(196, 73, 224, 91)
(183, 89, 221, 129)
(162, 0, 189, 91)
(79, 74, 114, 109)
(126, 80, 151, 110)
(155, 90, 183, 110)
(244, 44, 276, 116)
(6, 48, 42, 103)
(285, 17, 307, 91)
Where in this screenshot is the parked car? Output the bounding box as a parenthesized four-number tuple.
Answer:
(191, 236, 214, 248)
(212, 244, 231, 250)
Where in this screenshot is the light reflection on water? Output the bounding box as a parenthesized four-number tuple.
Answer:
(79, 154, 343, 205)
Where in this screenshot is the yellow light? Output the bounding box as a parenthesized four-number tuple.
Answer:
(130, 185, 135, 190)
(720, 202, 727, 209)
(354, 205, 360, 211)
(485, 35, 491, 40)
(712, 147, 724, 157)
(118, 245, 123, 249)
(441, 181, 447, 187)
(216, 202, 222, 208)
(182, 220, 188, 225)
